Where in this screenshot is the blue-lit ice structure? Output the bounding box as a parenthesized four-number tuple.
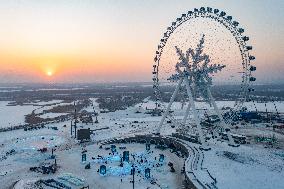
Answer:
(159, 154, 165, 162)
(123, 151, 129, 162)
(82, 153, 87, 162)
(58, 173, 85, 186)
(145, 168, 151, 179)
(100, 165, 107, 175)
(94, 148, 166, 178)
(111, 144, 117, 153)
(10, 135, 65, 163)
(12, 135, 66, 152)
(94, 154, 121, 164)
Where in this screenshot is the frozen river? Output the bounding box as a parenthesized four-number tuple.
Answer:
(0, 101, 35, 128)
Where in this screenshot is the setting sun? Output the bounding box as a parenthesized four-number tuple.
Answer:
(46, 71, 53, 77)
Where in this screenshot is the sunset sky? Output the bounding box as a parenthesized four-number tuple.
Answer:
(0, 0, 283, 84)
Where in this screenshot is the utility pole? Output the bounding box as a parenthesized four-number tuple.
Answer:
(132, 165, 135, 189)
(74, 102, 78, 139)
(71, 120, 73, 136)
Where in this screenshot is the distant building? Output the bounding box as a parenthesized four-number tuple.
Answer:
(77, 128, 91, 141)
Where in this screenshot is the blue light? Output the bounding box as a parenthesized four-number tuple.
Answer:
(159, 154, 165, 162)
(145, 168, 151, 179)
(100, 165, 107, 175)
(82, 153, 87, 162)
(123, 151, 129, 162)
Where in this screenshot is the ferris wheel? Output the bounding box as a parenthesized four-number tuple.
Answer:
(152, 7, 256, 147)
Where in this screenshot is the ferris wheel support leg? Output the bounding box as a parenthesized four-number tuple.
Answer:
(184, 78, 209, 150)
(182, 102, 191, 125)
(206, 87, 239, 147)
(156, 77, 184, 135)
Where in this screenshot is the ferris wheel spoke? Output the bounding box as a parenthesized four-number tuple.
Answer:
(184, 77, 206, 146)
(156, 77, 184, 134)
(182, 101, 192, 125)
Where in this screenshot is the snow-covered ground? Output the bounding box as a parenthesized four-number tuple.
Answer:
(203, 142, 284, 189)
(0, 100, 74, 129)
(82, 98, 99, 112)
(0, 101, 35, 128)
(0, 98, 283, 189)
(56, 143, 184, 189)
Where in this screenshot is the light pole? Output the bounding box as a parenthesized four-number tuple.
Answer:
(131, 165, 135, 189)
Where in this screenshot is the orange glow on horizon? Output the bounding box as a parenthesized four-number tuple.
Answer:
(0, 1, 282, 83)
(0, 49, 151, 83)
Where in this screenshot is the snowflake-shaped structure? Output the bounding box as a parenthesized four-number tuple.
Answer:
(168, 34, 226, 101)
